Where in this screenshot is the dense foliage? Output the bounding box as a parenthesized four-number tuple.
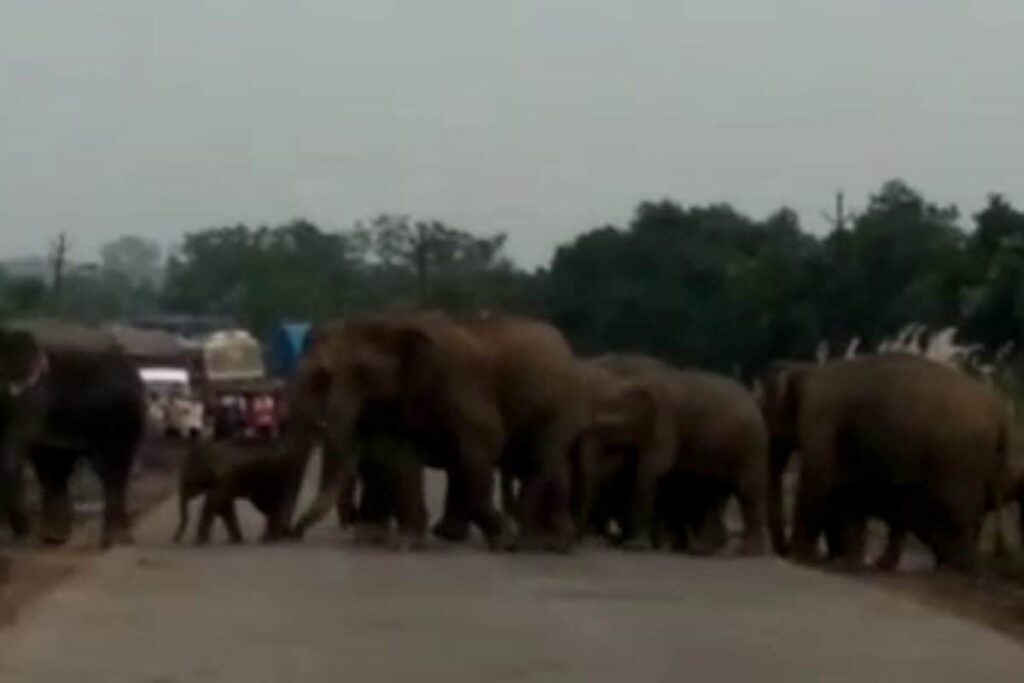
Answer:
(4, 179, 1024, 375)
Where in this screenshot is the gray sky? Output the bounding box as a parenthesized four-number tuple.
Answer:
(2, 1, 1023, 268)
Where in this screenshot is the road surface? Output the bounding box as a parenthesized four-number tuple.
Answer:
(2, 468, 1024, 682)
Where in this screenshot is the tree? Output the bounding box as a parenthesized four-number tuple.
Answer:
(0, 272, 48, 321)
(546, 200, 823, 375)
(353, 214, 521, 311)
(962, 195, 1024, 349)
(101, 235, 163, 286)
(162, 220, 357, 333)
(816, 180, 967, 349)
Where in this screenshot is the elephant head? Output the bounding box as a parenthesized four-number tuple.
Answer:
(284, 316, 440, 537)
(0, 329, 48, 538)
(286, 318, 434, 458)
(574, 367, 660, 540)
(0, 329, 47, 401)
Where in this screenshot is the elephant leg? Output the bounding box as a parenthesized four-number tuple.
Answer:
(335, 465, 358, 530)
(545, 461, 575, 552)
(173, 485, 193, 544)
(31, 447, 75, 546)
(526, 422, 582, 551)
(767, 440, 792, 555)
(932, 503, 982, 574)
(583, 476, 614, 543)
(821, 487, 864, 568)
(875, 524, 906, 571)
(830, 514, 868, 571)
(432, 468, 471, 543)
(735, 466, 768, 556)
(93, 449, 135, 548)
(570, 439, 599, 541)
(823, 514, 844, 562)
(394, 462, 427, 550)
(790, 431, 839, 565)
(293, 454, 352, 539)
(263, 487, 296, 543)
(621, 456, 672, 551)
(991, 509, 1011, 559)
(355, 458, 396, 546)
(454, 427, 508, 550)
(222, 501, 244, 544)
(469, 469, 508, 550)
(0, 452, 31, 540)
(1017, 497, 1024, 555)
(689, 494, 730, 555)
(195, 492, 221, 545)
(500, 468, 519, 522)
(791, 480, 830, 564)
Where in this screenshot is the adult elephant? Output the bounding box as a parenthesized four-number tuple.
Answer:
(0, 322, 144, 546)
(287, 312, 587, 551)
(760, 353, 1010, 572)
(576, 355, 769, 555)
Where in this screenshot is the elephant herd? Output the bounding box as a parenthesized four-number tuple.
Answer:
(2, 313, 1022, 574)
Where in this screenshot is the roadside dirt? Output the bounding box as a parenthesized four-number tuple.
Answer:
(4, 446, 1024, 647)
(861, 567, 1024, 643)
(813, 515, 1024, 645)
(0, 438, 186, 629)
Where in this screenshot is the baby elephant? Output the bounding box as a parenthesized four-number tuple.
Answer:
(174, 440, 301, 545)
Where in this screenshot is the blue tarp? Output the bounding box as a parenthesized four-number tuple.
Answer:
(267, 322, 311, 378)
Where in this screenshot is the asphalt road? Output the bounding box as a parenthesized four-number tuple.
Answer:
(2, 466, 1024, 682)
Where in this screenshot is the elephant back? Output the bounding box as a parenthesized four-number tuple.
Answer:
(6, 318, 119, 355)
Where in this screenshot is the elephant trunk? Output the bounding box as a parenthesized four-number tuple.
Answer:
(288, 389, 361, 538)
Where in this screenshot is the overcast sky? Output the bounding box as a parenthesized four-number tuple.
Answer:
(2, 1, 1023, 267)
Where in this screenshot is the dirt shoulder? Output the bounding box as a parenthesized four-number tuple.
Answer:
(0, 439, 184, 630)
(847, 562, 1024, 645)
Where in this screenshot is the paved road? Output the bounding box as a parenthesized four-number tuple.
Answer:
(2, 469, 1024, 682)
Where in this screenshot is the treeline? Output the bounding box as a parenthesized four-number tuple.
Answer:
(4, 179, 1024, 376)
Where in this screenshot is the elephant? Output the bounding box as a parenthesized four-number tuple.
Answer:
(866, 453, 1024, 570)
(330, 403, 429, 549)
(174, 438, 308, 545)
(760, 353, 1010, 572)
(581, 461, 730, 553)
(286, 312, 587, 551)
(0, 323, 144, 547)
(576, 354, 769, 555)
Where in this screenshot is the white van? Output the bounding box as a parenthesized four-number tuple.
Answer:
(139, 367, 205, 439)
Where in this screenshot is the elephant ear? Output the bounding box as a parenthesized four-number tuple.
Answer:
(0, 330, 46, 396)
(590, 380, 657, 440)
(619, 383, 658, 428)
(353, 324, 433, 400)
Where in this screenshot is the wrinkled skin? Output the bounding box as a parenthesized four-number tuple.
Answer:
(761, 354, 1010, 572)
(288, 312, 586, 552)
(0, 326, 144, 547)
(174, 439, 309, 544)
(577, 355, 769, 555)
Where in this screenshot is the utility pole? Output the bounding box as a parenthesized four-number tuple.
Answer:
(821, 191, 854, 232)
(413, 222, 429, 306)
(50, 232, 68, 310)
